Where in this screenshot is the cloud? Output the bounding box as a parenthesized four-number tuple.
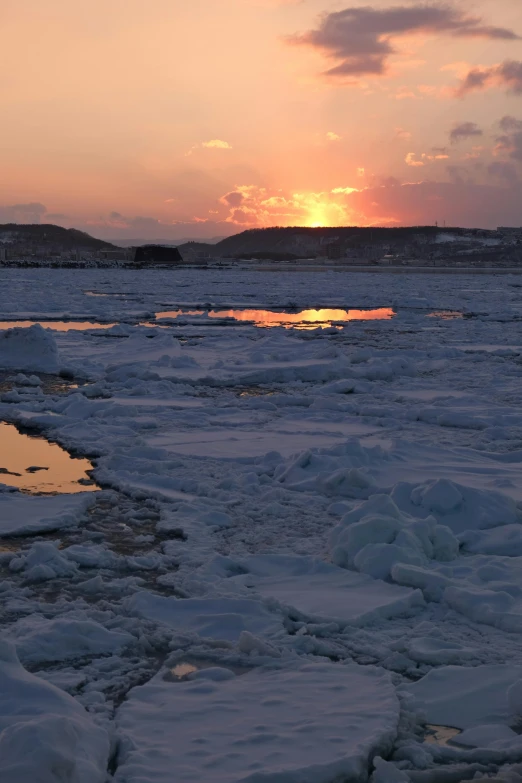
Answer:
(495, 131, 522, 162)
(490, 117, 522, 163)
(499, 116, 522, 133)
(344, 179, 522, 229)
(331, 187, 358, 194)
(456, 60, 522, 96)
(0, 202, 47, 224)
(406, 153, 425, 167)
(218, 184, 361, 227)
(289, 4, 519, 80)
(202, 139, 232, 149)
(488, 161, 519, 184)
(326, 131, 342, 141)
(220, 191, 245, 207)
(406, 150, 450, 166)
(396, 128, 412, 139)
(185, 139, 233, 156)
(449, 122, 483, 143)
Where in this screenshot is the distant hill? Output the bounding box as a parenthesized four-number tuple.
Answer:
(211, 226, 496, 258)
(176, 241, 221, 256)
(115, 235, 230, 248)
(0, 224, 116, 250)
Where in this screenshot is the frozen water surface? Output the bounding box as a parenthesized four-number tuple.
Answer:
(2, 268, 522, 781)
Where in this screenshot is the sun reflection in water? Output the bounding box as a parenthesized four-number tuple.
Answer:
(154, 307, 394, 329)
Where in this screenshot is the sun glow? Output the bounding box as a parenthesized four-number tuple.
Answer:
(305, 205, 340, 228)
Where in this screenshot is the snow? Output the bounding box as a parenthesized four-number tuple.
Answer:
(4, 268, 522, 780)
(0, 323, 60, 372)
(115, 662, 399, 783)
(0, 493, 95, 536)
(126, 592, 283, 642)
(402, 664, 522, 729)
(0, 641, 109, 782)
(6, 615, 134, 664)
(225, 554, 425, 626)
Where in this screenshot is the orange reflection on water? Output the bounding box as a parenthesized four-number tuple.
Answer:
(155, 308, 394, 328)
(0, 423, 97, 494)
(0, 321, 115, 331)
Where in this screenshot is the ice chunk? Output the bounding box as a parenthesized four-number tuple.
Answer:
(403, 664, 522, 729)
(0, 493, 95, 537)
(0, 641, 109, 782)
(228, 555, 424, 627)
(125, 592, 283, 642)
(0, 324, 59, 373)
(444, 585, 522, 633)
(460, 525, 522, 556)
(407, 636, 478, 665)
(7, 616, 134, 664)
(10, 542, 78, 583)
(508, 680, 522, 717)
(392, 479, 519, 535)
(115, 662, 399, 783)
(330, 494, 458, 579)
(452, 723, 520, 749)
(371, 757, 410, 782)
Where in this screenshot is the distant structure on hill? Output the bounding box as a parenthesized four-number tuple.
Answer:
(133, 245, 183, 267)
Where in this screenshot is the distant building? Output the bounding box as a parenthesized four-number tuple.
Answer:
(99, 249, 134, 262)
(133, 245, 183, 266)
(326, 243, 342, 260)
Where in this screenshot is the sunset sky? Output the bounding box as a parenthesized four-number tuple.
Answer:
(2, 0, 522, 240)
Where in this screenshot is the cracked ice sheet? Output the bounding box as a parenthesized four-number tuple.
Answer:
(114, 662, 399, 783)
(225, 555, 424, 627)
(6, 269, 522, 781)
(401, 664, 522, 729)
(145, 421, 379, 460)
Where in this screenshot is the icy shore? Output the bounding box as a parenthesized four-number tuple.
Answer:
(2, 268, 522, 781)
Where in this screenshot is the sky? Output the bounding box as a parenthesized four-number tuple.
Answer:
(1, 0, 522, 240)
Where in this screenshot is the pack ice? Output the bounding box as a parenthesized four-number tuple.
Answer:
(4, 268, 522, 782)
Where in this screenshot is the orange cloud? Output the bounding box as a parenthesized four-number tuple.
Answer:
(219, 184, 361, 227)
(455, 60, 522, 97)
(202, 139, 233, 149)
(405, 153, 424, 167)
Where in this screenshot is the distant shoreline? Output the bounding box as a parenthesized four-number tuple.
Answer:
(252, 264, 522, 275)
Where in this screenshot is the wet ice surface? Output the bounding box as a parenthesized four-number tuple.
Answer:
(0, 422, 98, 494)
(4, 269, 522, 781)
(424, 724, 462, 746)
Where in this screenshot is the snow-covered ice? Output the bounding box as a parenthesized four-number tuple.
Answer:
(0, 641, 109, 782)
(115, 662, 399, 783)
(3, 267, 522, 781)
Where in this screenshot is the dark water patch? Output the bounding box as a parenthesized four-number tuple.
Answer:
(0, 371, 80, 396)
(237, 386, 276, 398)
(428, 311, 464, 320)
